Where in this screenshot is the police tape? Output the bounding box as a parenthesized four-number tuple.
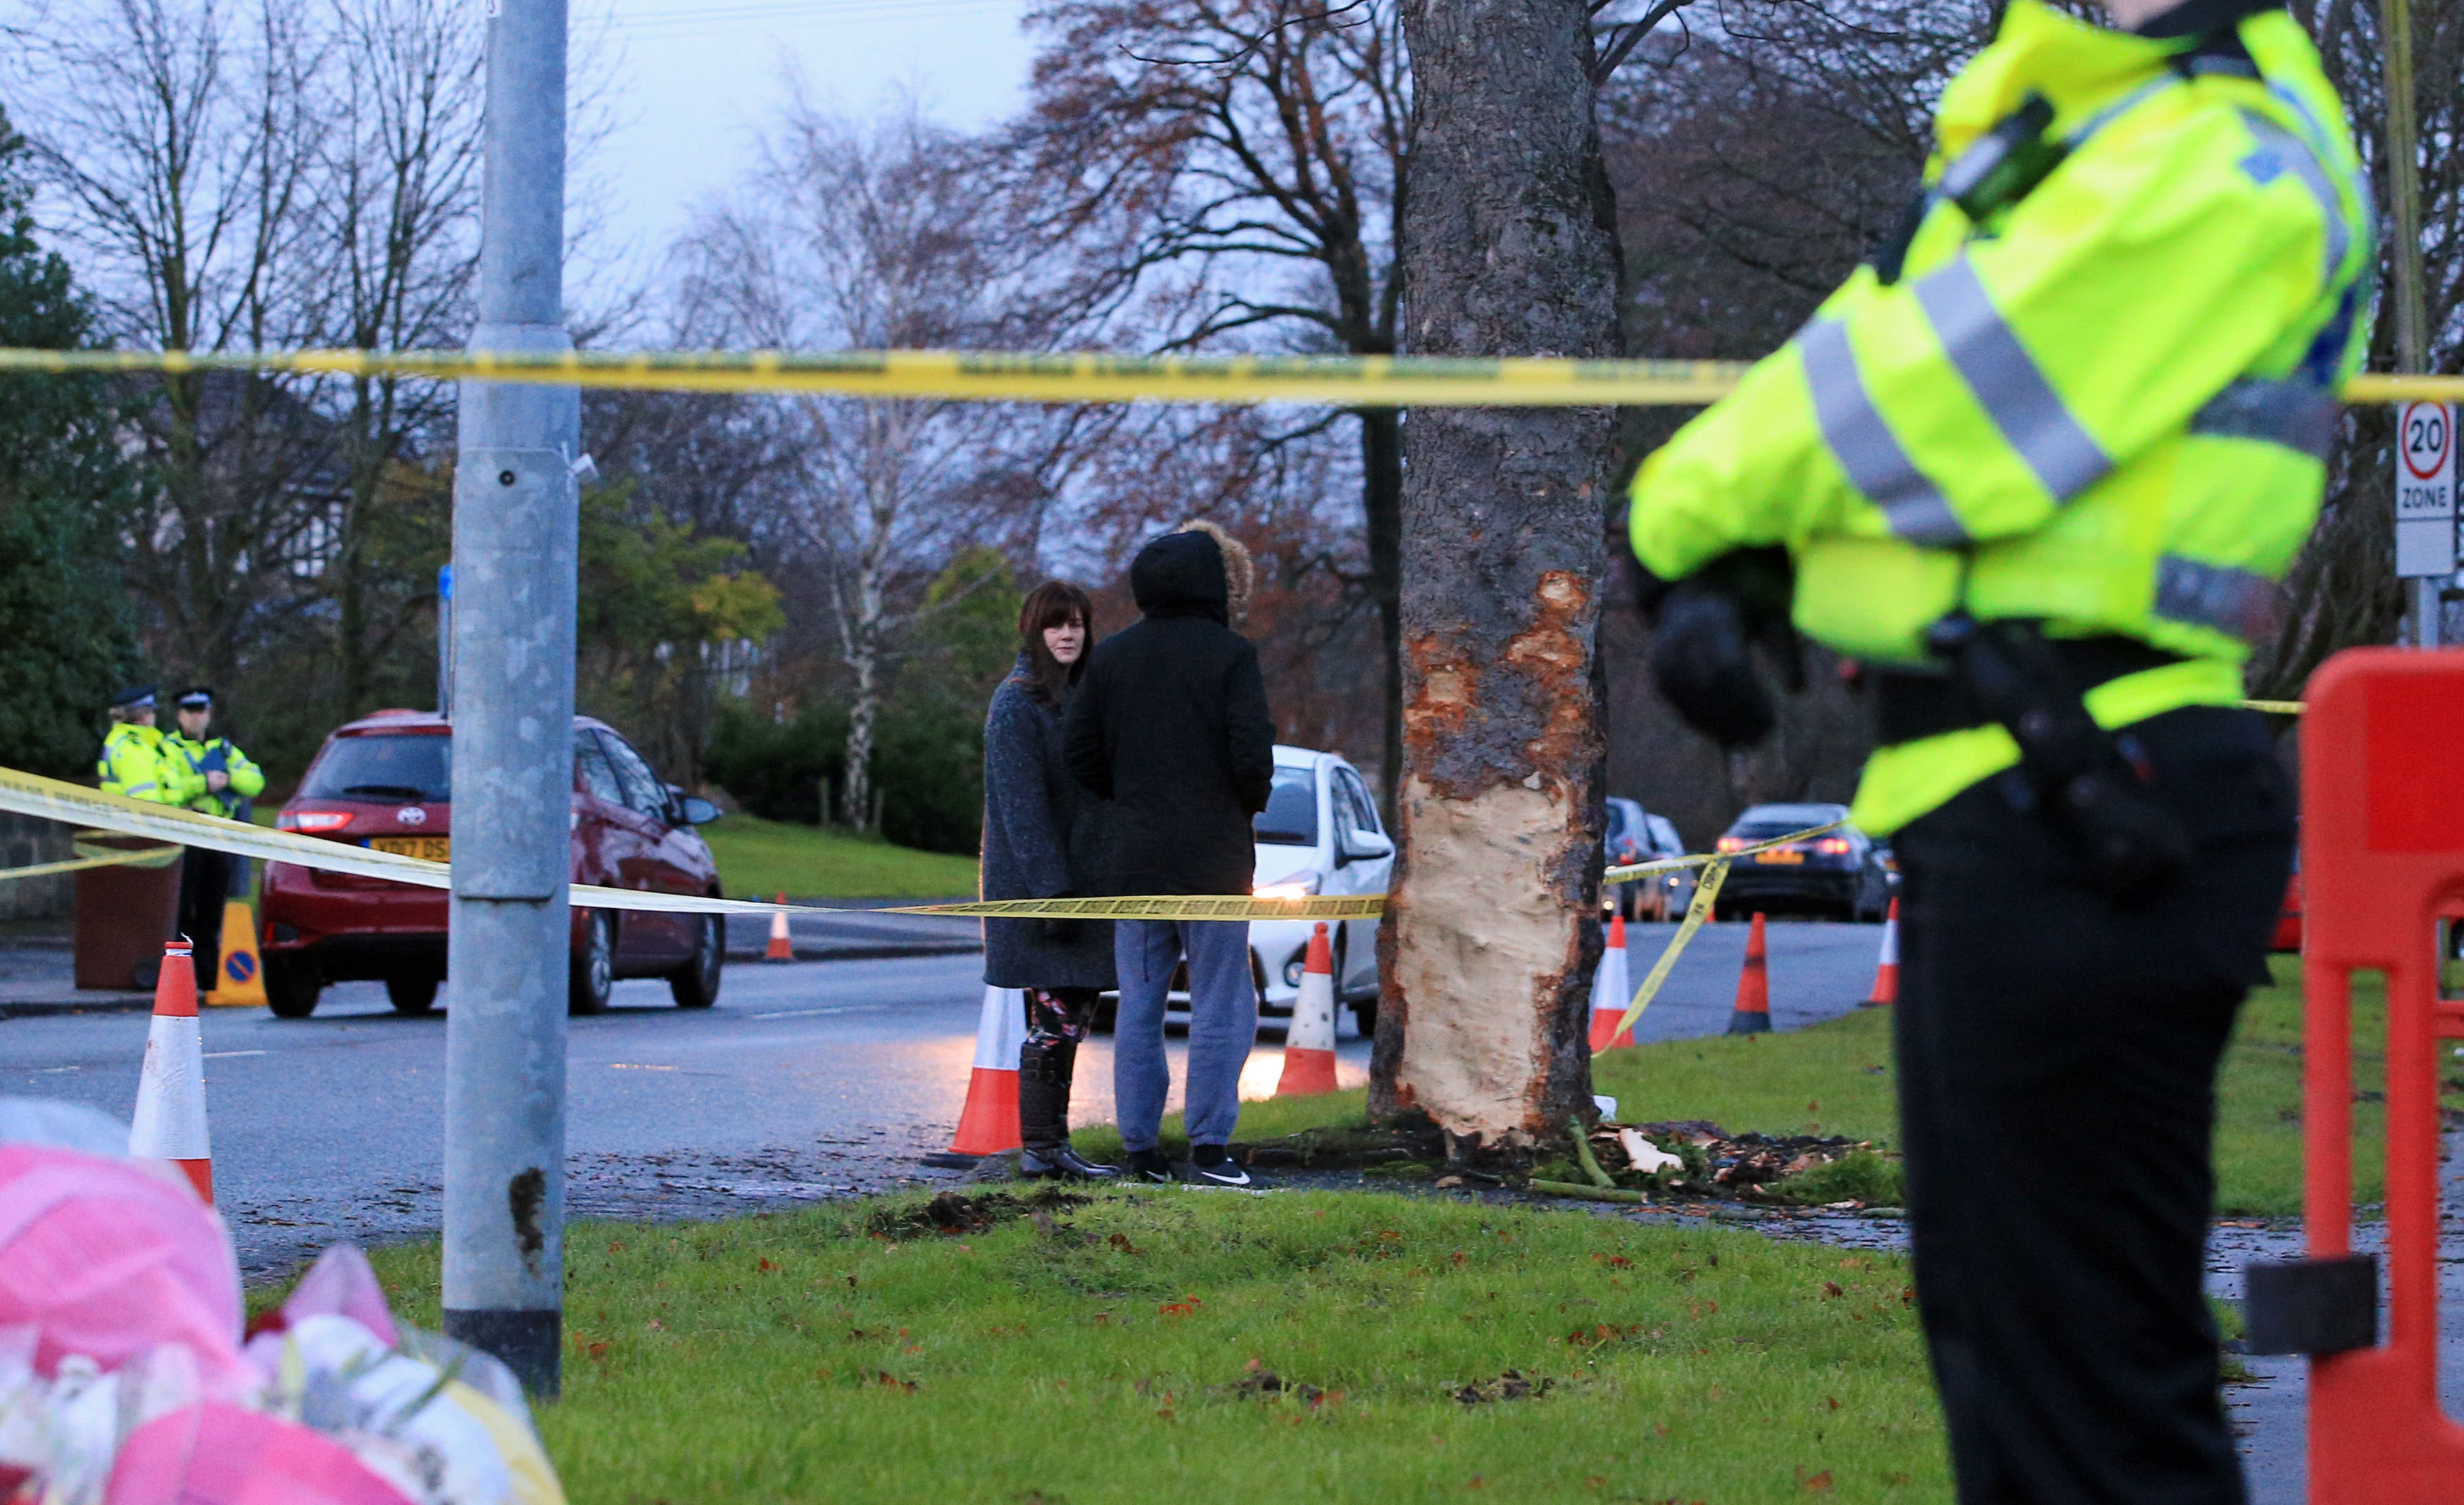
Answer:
(0, 346, 1747, 407)
(0, 344, 2451, 408)
(1606, 858, 1733, 1046)
(1602, 820, 1844, 885)
(0, 835, 183, 884)
(0, 764, 1384, 920)
(0, 762, 1844, 924)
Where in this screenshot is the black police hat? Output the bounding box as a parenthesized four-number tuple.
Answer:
(174, 686, 216, 710)
(111, 684, 156, 710)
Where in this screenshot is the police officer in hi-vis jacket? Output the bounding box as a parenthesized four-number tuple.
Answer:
(1626, 0, 2369, 1498)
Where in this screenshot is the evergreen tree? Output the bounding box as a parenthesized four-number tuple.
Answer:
(0, 107, 143, 777)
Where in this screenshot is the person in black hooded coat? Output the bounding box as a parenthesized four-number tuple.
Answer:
(1065, 522, 1276, 1186)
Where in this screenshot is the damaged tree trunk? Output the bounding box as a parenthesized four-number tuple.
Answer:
(1371, 0, 1623, 1154)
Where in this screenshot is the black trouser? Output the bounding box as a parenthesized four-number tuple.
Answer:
(1019, 987, 1100, 1153)
(1892, 707, 2293, 1505)
(178, 845, 232, 992)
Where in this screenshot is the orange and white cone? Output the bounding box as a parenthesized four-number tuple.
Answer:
(766, 893, 793, 962)
(926, 986, 1027, 1166)
(1588, 911, 1635, 1052)
(1859, 898, 1901, 1008)
(128, 939, 213, 1202)
(1276, 923, 1340, 1097)
(1726, 912, 1773, 1035)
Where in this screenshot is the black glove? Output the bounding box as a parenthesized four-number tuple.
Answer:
(1641, 547, 1802, 749)
(1652, 591, 1777, 748)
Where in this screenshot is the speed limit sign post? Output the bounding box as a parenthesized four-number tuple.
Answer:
(2395, 400, 2458, 579)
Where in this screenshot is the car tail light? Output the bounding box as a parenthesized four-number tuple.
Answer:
(278, 810, 353, 834)
(1716, 837, 1745, 852)
(1814, 838, 1852, 855)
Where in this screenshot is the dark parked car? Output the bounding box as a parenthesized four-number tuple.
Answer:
(1712, 801, 1889, 923)
(1604, 797, 1696, 921)
(260, 710, 726, 1019)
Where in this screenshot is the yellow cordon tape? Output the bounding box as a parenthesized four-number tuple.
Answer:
(0, 347, 1747, 407)
(1605, 859, 1733, 1050)
(0, 834, 182, 884)
(0, 345, 2449, 408)
(0, 764, 1377, 919)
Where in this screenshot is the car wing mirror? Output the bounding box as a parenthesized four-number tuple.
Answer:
(1340, 829, 1395, 864)
(680, 795, 722, 826)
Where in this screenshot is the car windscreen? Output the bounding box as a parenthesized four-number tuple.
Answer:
(1254, 767, 1318, 846)
(299, 732, 451, 803)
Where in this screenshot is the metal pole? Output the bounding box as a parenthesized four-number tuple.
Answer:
(436, 563, 454, 717)
(443, 0, 578, 1397)
(2379, 0, 2435, 646)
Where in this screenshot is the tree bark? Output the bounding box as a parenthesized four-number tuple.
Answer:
(1359, 406, 1404, 816)
(1371, 0, 1623, 1154)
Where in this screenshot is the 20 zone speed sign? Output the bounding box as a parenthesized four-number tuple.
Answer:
(2395, 401, 2458, 579)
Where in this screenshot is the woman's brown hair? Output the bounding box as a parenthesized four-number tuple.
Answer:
(1018, 580, 1095, 707)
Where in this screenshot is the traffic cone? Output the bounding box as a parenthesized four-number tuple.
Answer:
(1588, 911, 1635, 1051)
(203, 898, 266, 1008)
(924, 985, 1027, 1166)
(128, 939, 213, 1202)
(765, 893, 793, 962)
(1859, 898, 1901, 1008)
(1276, 923, 1340, 1096)
(1726, 912, 1772, 1035)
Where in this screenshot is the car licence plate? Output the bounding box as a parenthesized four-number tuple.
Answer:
(1754, 848, 1805, 865)
(368, 836, 450, 862)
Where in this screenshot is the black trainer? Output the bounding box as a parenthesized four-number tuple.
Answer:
(1124, 1148, 1175, 1183)
(1186, 1144, 1252, 1188)
(1019, 1144, 1122, 1181)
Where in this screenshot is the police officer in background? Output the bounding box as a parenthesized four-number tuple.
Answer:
(164, 687, 263, 991)
(97, 686, 189, 805)
(1626, 0, 2368, 1499)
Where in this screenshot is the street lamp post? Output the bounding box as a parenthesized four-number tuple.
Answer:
(441, 0, 579, 1397)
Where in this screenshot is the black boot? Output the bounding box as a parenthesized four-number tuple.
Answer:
(1018, 1036, 1119, 1180)
(1022, 1143, 1123, 1180)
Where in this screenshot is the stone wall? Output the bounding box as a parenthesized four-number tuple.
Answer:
(0, 812, 73, 921)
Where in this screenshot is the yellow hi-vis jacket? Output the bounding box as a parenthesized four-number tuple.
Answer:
(164, 731, 265, 819)
(1627, 0, 2372, 836)
(96, 722, 197, 806)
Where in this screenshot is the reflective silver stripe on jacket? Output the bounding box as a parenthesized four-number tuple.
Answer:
(1799, 320, 1966, 545)
(2152, 555, 2279, 642)
(2234, 108, 2351, 281)
(2187, 377, 2340, 459)
(1913, 256, 2113, 504)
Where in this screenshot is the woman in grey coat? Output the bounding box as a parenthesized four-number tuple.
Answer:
(983, 579, 1118, 1179)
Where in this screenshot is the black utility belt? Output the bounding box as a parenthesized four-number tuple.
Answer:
(1873, 636, 2185, 746)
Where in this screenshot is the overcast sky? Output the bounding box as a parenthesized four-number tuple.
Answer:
(581, 0, 1036, 310)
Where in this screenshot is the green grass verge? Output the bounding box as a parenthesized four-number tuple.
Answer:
(1105, 956, 2426, 1219)
(700, 813, 979, 900)
(347, 1190, 1945, 1504)
(1587, 955, 2451, 1218)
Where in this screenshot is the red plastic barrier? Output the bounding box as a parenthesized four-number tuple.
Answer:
(2301, 648, 2464, 1502)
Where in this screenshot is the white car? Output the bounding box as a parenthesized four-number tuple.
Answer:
(1249, 745, 1393, 1035)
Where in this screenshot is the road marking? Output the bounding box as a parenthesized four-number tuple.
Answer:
(30, 1066, 78, 1074)
(745, 1003, 893, 1020)
(609, 1063, 677, 1071)
(204, 1050, 267, 1059)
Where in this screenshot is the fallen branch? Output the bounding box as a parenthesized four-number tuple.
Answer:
(1528, 1178, 1649, 1204)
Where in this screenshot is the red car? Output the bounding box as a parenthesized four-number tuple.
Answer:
(260, 710, 726, 1019)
